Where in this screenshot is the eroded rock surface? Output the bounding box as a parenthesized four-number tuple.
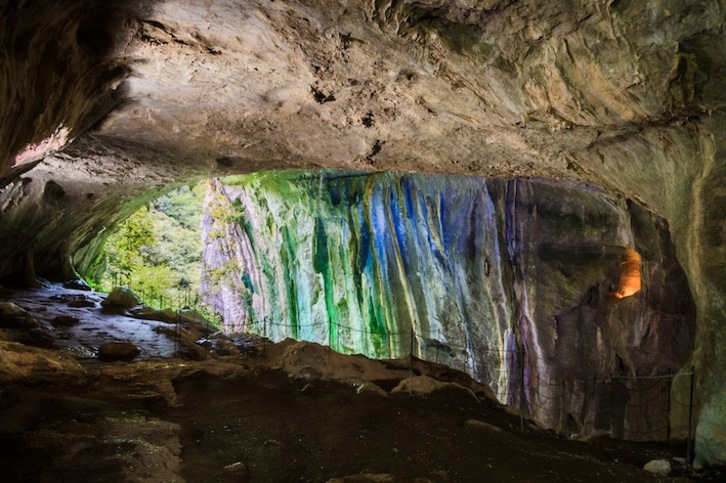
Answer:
(200, 172, 696, 441)
(0, 302, 38, 328)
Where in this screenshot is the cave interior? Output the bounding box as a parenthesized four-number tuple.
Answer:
(1, 0, 726, 480)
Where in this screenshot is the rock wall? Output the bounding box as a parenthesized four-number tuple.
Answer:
(0, 139, 181, 285)
(201, 172, 695, 440)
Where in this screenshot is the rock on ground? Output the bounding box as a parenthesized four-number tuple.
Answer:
(0, 302, 38, 328)
(98, 341, 140, 362)
(464, 419, 504, 433)
(51, 315, 80, 327)
(328, 474, 433, 483)
(643, 459, 672, 475)
(222, 461, 251, 482)
(61, 279, 92, 291)
(101, 288, 140, 309)
(391, 375, 477, 399)
(0, 341, 86, 384)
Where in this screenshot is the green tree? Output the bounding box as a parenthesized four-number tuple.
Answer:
(104, 207, 157, 284)
(94, 182, 208, 311)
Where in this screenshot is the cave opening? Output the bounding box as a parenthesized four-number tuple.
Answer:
(78, 170, 695, 443)
(80, 182, 209, 315)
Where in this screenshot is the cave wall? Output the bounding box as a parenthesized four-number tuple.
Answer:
(0, 138, 186, 285)
(201, 172, 695, 440)
(673, 115, 726, 467)
(0, 0, 154, 175)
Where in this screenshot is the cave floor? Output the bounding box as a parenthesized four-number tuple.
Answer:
(0, 285, 720, 482)
(0, 364, 707, 483)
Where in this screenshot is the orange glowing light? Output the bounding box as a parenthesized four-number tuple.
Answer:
(612, 247, 642, 299)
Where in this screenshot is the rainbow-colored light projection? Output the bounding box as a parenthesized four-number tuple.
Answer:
(202, 171, 514, 393)
(201, 170, 695, 429)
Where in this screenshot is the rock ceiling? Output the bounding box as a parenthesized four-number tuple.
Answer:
(1, 0, 726, 467)
(2, 1, 723, 195)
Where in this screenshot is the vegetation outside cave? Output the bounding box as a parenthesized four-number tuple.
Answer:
(83, 182, 214, 318)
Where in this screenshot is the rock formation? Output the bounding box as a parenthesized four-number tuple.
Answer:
(200, 172, 696, 440)
(0, 0, 725, 467)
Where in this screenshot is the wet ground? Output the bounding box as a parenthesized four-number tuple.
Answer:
(0, 284, 178, 359)
(1, 284, 723, 482)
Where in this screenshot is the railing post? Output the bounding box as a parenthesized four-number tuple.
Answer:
(687, 366, 695, 467)
(387, 330, 392, 360)
(409, 326, 415, 379)
(328, 320, 333, 365)
(519, 347, 525, 431)
(205, 314, 210, 357)
(174, 309, 179, 356)
(666, 374, 673, 443)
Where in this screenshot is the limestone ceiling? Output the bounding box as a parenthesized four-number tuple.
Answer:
(3, 0, 725, 210)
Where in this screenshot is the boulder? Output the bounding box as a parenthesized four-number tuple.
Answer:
(9, 329, 55, 348)
(463, 419, 503, 433)
(197, 336, 240, 357)
(62, 279, 92, 291)
(327, 474, 432, 483)
(0, 341, 87, 385)
(178, 309, 215, 334)
(98, 342, 140, 362)
(327, 475, 395, 483)
(101, 288, 141, 309)
(391, 375, 476, 399)
(127, 305, 177, 323)
(68, 299, 96, 308)
(643, 459, 671, 475)
(0, 302, 39, 328)
(51, 315, 80, 327)
(222, 461, 251, 482)
(353, 381, 388, 398)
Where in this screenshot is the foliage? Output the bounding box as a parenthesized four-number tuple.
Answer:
(95, 182, 209, 312)
(103, 208, 157, 280)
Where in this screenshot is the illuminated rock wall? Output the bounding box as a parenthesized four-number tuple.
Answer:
(201, 172, 695, 440)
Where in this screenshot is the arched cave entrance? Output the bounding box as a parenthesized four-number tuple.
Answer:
(74, 171, 696, 442)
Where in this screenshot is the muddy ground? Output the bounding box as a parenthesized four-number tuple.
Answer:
(0, 284, 723, 482)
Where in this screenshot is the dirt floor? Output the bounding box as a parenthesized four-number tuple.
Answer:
(1, 284, 723, 482)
